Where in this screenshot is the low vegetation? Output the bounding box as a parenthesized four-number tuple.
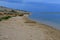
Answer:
(0, 6, 30, 21)
(0, 16, 12, 21)
(0, 18, 2, 21)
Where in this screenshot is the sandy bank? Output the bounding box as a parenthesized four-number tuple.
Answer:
(0, 16, 60, 40)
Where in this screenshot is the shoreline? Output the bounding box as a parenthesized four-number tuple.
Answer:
(29, 17, 60, 30)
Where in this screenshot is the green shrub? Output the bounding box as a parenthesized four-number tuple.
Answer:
(1, 16, 12, 20)
(0, 16, 12, 21)
(0, 18, 2, 21)
(10, 10, 17, 13)
(0, 10, 4, 12)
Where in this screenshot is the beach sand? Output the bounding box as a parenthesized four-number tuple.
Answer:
(0, 16, 60, 40)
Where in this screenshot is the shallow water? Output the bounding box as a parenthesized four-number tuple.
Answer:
(0, 1, 60, 30)
(29, 13, 60, 30)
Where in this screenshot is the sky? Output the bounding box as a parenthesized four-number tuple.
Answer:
(0, 0, 60, 12)
(23, 0, 60, 4)
(0, 0, 22, 3)
(1, 0, 60, 4)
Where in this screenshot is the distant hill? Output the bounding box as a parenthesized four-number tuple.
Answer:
(0, 6, 29, 13)
(0, 6, 30, 21)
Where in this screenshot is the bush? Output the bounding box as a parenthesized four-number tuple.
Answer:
(10, 10, 17, 13)
(1, 16, 12, 20)
(0, 16, 12, 21)
(0, 18, 2, 21)
(0, 10, 4, 12)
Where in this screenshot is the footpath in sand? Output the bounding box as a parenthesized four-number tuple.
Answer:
(0, 16, 60, 40)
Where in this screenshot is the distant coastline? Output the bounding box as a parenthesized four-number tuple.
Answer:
(0, 6, 60, 30)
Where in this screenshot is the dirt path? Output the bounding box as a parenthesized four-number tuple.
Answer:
(0, 16, 60, 40)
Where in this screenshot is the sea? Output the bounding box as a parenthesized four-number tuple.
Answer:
(0, 1, 60, 30)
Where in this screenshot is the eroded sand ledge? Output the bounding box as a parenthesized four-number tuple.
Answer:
(0, 16, 60, 40)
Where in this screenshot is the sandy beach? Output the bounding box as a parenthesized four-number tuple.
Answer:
(0, 16, 60, 40)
